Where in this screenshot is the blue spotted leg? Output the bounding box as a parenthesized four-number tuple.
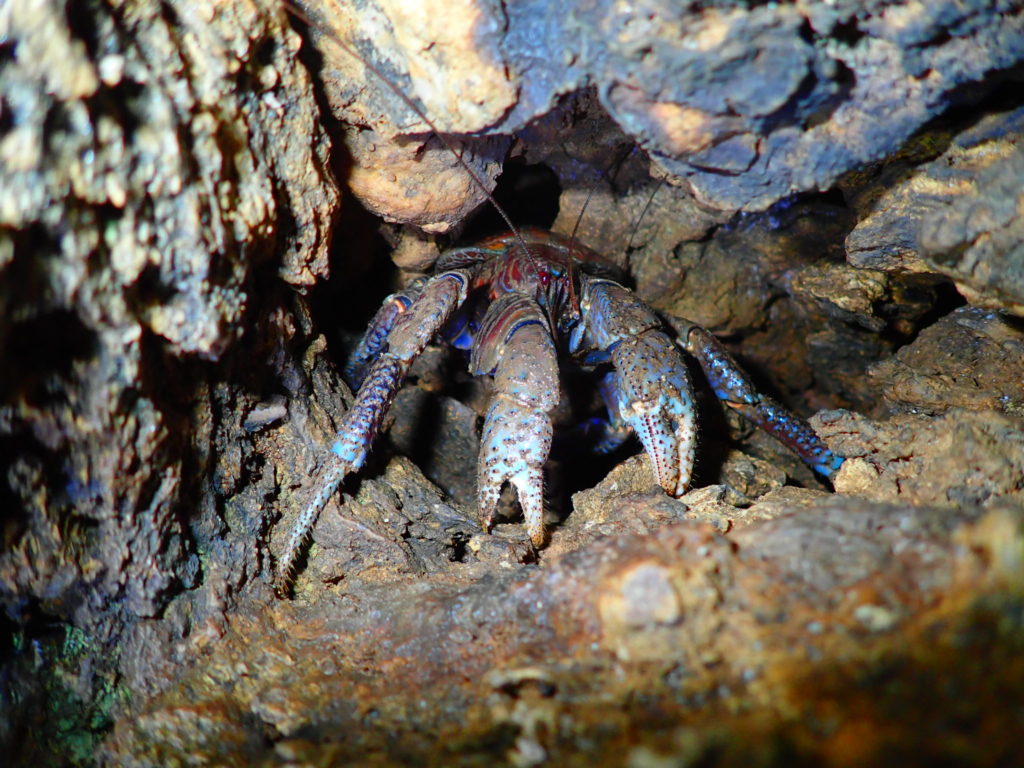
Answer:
(344, 278, 427, 388)
(585, 370, 635, 455)
(275, 268, 475, 591)
(663, 315, 844, 479)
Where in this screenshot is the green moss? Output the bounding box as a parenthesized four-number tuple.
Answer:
(6, 623, 131, 767)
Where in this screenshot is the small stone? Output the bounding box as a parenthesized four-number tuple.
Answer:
(853, 604, 900, 633)
(833, 457, 880, 496)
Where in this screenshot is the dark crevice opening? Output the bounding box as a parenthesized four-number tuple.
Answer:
(458, 159, 563, 243)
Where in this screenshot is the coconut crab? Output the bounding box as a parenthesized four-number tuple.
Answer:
(275, 226, 844, 589)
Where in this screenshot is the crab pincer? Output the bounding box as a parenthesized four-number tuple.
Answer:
(573, 276, 699, 498)
(471, 293, 560, 548)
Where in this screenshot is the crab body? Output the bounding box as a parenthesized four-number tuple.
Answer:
(275, 228, 843, 588)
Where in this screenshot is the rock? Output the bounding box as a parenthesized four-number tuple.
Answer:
(868, 306, 1024, 416)
(342, 127, 509, 232)
(103, 502, 1024, 765)
(0, 0, 335, 630)
(919, 137, 1024, 315)
(389, 230, 443, 271)
(823, 409, 1024, 510)
(559, 455, 693, 552)
(388, 391, 481, 509)
(846, 108, 1024, 316)
(788, 264, 889, 332)
(300, 0, 1024, 219)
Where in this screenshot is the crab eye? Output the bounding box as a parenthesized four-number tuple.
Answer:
(538, 270, 550, 286)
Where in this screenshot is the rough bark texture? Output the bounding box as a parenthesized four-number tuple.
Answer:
(0, 0, 337, 759)
(2, 0, 1023, 766)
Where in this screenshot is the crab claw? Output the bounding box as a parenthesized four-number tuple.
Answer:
(478, 396, 553, 547)
(578, 277, 698, 497)
(472, 294, 559, 548)
(609, 330, 697, 496)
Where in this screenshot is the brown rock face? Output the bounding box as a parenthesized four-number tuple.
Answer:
(2, 1, 1023, 766)
(303, 0, 1024, 220)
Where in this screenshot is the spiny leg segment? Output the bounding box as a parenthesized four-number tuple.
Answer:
(663, 315, 844, 479)
(275, 268, 474, 593)
(344, 278, 427, 388)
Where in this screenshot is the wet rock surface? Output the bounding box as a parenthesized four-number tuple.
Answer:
(2, 1, 1023, 766)
(101, 502, 1024, 766)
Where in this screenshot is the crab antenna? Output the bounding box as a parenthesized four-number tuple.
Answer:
(284, 1, 539, 276)
(625, 175, 665, 263)
(560, 141, 608, 318)
(562, 142, 636, 315)
(563, 186, 595, 317)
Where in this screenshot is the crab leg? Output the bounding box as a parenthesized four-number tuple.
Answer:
(471, 293, 559, 548)
(344, 278, 427, 388)
(276, 269, 473, 590)
(664, 316, 844, 479)
(575, 276, 698, 497)
(589, 370, 635, 454)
